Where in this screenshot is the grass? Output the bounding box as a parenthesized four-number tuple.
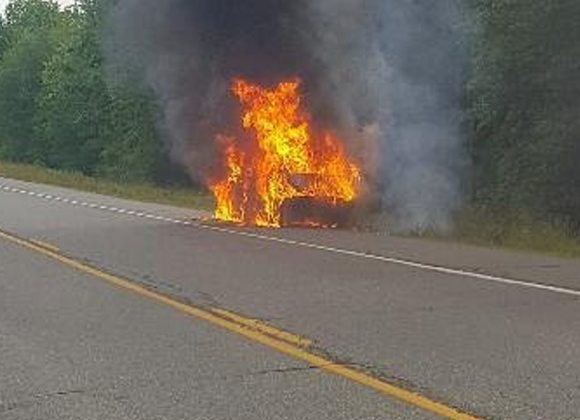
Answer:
(2, 161, 579, 259)
(449, 208, 580, 259)
(0, 161, 214, 212)
(365, 207, 580, 259)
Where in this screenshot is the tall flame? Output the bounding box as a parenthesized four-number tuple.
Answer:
(209, 78, 361, 227)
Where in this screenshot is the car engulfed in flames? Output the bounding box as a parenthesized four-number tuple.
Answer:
(209, 78, 363, 228)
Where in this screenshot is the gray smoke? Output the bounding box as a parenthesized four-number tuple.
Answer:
(106, 0, 467, 232)
(377, 1, 468, 232)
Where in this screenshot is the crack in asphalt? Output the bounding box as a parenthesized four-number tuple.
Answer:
(0, 364, 364, 415)
(0, 389, 88, 414)
(248, 362, 374, 377)
(73, 254, 224, 309)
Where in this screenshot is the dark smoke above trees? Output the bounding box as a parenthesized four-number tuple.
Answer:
(107, 0, 466, 232)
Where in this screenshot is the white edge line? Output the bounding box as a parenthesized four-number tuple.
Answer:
(199, 226, 580, 299)
(1, 183, 579, 298)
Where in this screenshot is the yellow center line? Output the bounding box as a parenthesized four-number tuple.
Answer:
(0, 228, 481, 420)
(30, 239, 60, 253)
(210, 307, 313, 348)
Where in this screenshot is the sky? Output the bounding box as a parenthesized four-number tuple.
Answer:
(1, 0, 75, 14)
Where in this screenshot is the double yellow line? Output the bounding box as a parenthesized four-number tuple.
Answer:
(0, 228, 481, 420)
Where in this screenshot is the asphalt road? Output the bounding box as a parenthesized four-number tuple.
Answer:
(1, 176, 580, 420)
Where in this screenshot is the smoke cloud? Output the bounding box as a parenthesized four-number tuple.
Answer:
(106, 0, 467, 232)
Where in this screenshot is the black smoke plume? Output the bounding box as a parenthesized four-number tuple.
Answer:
(107, 0, 467, 232)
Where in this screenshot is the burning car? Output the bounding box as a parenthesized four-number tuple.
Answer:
(209, 78, 363, 228)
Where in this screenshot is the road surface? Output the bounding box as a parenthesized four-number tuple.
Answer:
(1, 176, 579, 419)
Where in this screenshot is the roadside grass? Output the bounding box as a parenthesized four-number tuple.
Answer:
(412, 225, 580, 259)
(450, 208, 580, 259)
(0, 162, 214, 212)
(369, 207, 580, 259)
(2, 161, 579, 259)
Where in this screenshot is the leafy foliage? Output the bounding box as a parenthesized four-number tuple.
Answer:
(35, 8, 110, 173)
(469, 0, 580, 236)
(0, 0, 59, 162)
(0, 0, 167, 183)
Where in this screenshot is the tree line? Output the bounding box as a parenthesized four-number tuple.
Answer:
(469, 0, 580, 236)
(0, 0, 177, 183)
(0, 0, 578, 235)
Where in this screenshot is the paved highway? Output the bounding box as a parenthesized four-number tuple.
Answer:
(1, 176, 579, 419)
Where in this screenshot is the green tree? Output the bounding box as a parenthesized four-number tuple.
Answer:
(469, 0, 580, 233)
(98, 89, 162, 182)
(4, 0, 59, 39)
(0, 16, 8, 59)
(0, 0, 60, 162)
(35, 0, 163, 180)
(0, 0, 172, 184)
(34, 7, 111, 173)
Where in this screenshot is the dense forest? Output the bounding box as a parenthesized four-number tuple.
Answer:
(0, 0, 172, 183)
(0, 0, 578, 239)
(468, 0, 580, 238)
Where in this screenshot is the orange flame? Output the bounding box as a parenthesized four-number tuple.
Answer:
(209, 78, 361, 227)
